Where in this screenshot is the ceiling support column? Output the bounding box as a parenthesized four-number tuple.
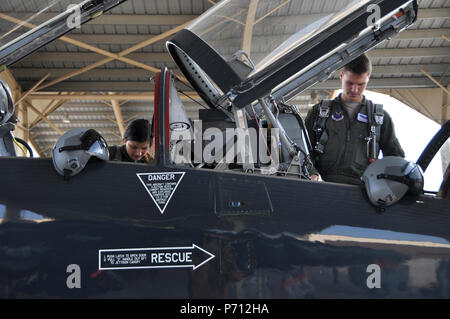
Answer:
(110, 95, 125, 138)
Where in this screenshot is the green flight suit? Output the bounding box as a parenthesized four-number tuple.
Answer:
(305, 95, 405, 185)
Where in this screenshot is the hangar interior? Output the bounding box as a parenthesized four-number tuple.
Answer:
(0, 0, 449, 169)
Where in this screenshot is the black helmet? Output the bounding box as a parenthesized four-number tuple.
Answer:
(361, 156, 424, 208)
(52, 128, 109, 178)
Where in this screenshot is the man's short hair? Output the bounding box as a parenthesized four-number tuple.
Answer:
(343, 54, 372, 75)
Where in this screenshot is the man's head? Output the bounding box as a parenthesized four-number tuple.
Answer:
(340, 54, 372, 103)
(123, 118, 152, 161)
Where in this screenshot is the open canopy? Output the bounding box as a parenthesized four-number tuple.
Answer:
(0, 0, 126, 69)
(167, 0, 417, 109)
(187, 0, 372, 76)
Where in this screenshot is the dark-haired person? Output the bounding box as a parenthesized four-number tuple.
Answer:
(108, 118, 153, 163)
(305, 54, 405, 185)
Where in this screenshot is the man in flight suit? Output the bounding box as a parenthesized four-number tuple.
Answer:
(305, 54, 405, 185)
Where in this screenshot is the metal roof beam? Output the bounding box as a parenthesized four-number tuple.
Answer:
(368, 47, 450, 58)
(9, 13, 198, 25)
(18, 46, 450, 65)
(418, 8, 450, 19)
(36, 20, 192, 90)
(23, 77, 449, 93)
(13, 64, 450, 80)
(22, 52, 172, 62)
(372, 64, 450, 75)
(23, 100, 64, 135)
(15, 73, 50, 105)
(110, 96, 125, 137)
(28, 99, 68, 129)
(8, 7, 446, 26)
(28, 92, 199, 101)
(0, 13, 166, 80)
(68, 34, 166, 44)
(62, 28, 449, 44)
(421, 69, 450, 95)
(396, 28, 450, 40)
(242, 0, 259, 55)
(314, 77, 450, 90)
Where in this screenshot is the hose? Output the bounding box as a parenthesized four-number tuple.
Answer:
(14, 137, 33, 157)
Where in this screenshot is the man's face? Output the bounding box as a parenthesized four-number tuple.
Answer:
(125, 140, 150, 161)
(340, 70, 370, 103)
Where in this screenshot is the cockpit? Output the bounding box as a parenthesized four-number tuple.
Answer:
(160, 1, 421, 180)
(0, 0, 448, 209)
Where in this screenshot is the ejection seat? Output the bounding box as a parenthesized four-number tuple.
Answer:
(152, 68, 195, 167)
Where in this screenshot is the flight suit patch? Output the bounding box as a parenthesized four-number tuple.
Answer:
(332, 111, 344, 121)
(357, 113, 369, 123)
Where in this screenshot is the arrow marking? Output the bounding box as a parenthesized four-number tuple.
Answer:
(98, 244, 215, 271)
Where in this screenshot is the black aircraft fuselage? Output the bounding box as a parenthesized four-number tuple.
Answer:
(0, 153, 449, 298)
(0, 0, 449, 299)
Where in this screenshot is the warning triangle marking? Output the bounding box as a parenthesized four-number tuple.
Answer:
(136, 172, 185, 214)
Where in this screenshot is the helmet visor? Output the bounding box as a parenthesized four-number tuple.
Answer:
(87, 137, 109, 161)
(402, 161, 424, 194)
(59, 129, 108, 156)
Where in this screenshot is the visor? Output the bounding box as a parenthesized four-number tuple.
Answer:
(376, 160, 424, 195)
(59, 129, 107, 152)
(402, 162, 424, 195)
(87, 138, 109, 161)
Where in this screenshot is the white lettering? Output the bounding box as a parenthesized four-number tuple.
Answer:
(169, 120, 283, 168)
(235, 127, 257, 165)
(366, 264, 381, 289)
(66, 4, 81, 29)
(367, 4, 381, 28)
(180, 303, 215, 317)
(66, 264, 81, 289)
(203, 127, 223, 164)
(149, 251, 193, 264)
(147, 173, 175, 181)
(224, 304, 269, 314)
(193, 120, 203, 164)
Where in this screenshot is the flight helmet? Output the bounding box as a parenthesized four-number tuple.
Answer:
(361, 156, 424, 208)
(52, 128, 109, 178)
(0, 80, 15, 125)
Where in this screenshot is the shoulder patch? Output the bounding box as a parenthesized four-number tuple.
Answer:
(332, 111, 344, 121)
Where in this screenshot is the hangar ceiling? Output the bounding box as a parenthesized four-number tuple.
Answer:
(0, 0, 448, 158)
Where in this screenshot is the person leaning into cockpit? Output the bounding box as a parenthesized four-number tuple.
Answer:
(304, 54, 405, 185)
(108, 118, 153, 163)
